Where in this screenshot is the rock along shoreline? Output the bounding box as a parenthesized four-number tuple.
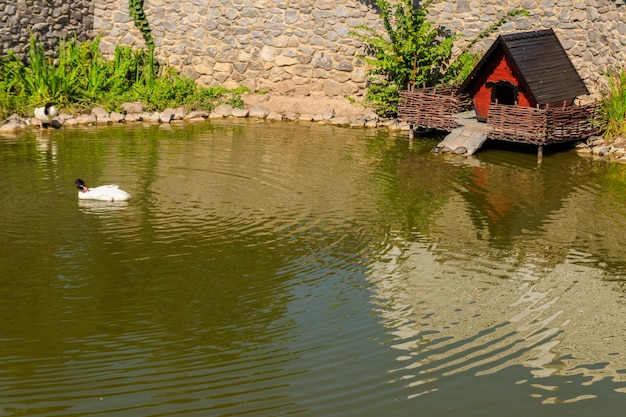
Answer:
(0, 94, 409, 133)
(1, 94, 622, 163)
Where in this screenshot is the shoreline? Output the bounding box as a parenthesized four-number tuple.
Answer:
(0, 93, 407, 132)
(1, 93, 624, 163)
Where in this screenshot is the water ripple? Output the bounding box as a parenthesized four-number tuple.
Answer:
(370, 236, 626, 404)
(3, 123, 626, 416)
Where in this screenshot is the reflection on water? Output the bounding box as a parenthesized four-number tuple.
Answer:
(1, 122, 626, 416)
(373, 150, 626, 410)
(78, 200, 130, 214)
(373, 238, 626, 405)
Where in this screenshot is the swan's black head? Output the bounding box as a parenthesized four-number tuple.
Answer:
(75, 178, 87, 190)
(44, 103, 55, 114)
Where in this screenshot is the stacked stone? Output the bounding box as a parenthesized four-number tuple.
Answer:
(0, 101, 403, 132)
(3, 0, 626, 99)
(428, 0, 626, 100)
(95, 0, 381, 97)
(0, 0, 93, 58)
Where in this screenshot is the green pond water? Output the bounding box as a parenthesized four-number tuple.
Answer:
(1, 120, 626, 417)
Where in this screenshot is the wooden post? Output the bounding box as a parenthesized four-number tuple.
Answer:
(537, 145, 543, 165)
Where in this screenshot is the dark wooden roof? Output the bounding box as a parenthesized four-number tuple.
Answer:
(459, 29, 589, 105)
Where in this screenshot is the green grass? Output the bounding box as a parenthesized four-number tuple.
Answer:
(598, 67, 626, 141)
(0, 36, 248, 120)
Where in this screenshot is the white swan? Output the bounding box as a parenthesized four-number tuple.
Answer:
(34, 103, 58, 129)
(75, 178, 131, 202)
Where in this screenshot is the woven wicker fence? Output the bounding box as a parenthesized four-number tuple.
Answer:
(488, 102, 599, 145)
(545, 103, 599, 143)
(398, 86, 471, 131)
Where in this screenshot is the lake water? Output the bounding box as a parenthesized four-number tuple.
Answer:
(1, 120, 626, 416)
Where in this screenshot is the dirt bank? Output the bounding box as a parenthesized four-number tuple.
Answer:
(241, 92, 372, 121)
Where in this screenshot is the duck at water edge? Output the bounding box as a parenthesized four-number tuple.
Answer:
(34, 103, 58, 129)
(75, 178, 131, 202)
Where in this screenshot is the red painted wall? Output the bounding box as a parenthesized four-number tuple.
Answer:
(468, 49, 535, 120)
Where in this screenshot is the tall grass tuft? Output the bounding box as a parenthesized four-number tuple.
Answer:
(598, 67, 626, 141)
(0, 35, 247, 119)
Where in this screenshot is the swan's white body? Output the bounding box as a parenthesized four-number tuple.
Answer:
(75, 179, 131, 202)
(34, 104, 58, 128)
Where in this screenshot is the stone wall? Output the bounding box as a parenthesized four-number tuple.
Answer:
(2, 0, 626, 99)
(94, 0, 380, 97)
(92, 0, 626, 99)
(0, 0, 93, 57)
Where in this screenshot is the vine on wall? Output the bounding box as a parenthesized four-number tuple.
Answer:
(129, 0, 154, 48)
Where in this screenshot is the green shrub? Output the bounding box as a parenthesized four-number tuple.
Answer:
(2, 36, 81, 106)
(598, 68, 626, 140)
(351, 0, 455, 116)
(351, 0, 528, 116)
(0, 36, 249, 118)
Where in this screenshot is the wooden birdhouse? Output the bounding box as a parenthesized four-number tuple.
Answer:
(458, 29, 589, 122)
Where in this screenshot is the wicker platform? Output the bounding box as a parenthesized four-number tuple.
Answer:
(398, 86, 471, 131)
(488, 102, 599, 145)
(399, 86, 599, 155)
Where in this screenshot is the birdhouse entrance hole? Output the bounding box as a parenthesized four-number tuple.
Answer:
(487, 80, 519, 106)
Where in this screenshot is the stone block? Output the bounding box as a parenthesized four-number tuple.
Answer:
(223, 80, 241, 90)
(249, 105, 270, 118)
(92, 107, 110, 119)
(159, 109, 175, 123)
(141, 113, 161, 123)
(294, 84, 312, 96)
(240, 78, 257, 92)
(121, 102, 145, 114)
(312, 52, 333, 70)
(75, 114, 97, 125)
(195, 75, 214, 87)
(260, 45, 276, 61)
(214, 62, 233, 73)
(0, 119, 25, 131)
(275, 80, 296, 93)
(213, 104, 234, 116)
(124, 113, 142, 123)
(110, 112, 126, 123)
(267, 111, 284, 121)
(330, 116, 350, 126)
(184, 110, 209, 120)
(232, 108, 249, 117)
(336, 61, 353, 72)
(276, 55, 297, 66)
(341, 81, 364, 95)
(233, 62, 249, 73)
(285, 10, 300, 24)
(323, 79, 343, 96)
(214, 72, 230, 83)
